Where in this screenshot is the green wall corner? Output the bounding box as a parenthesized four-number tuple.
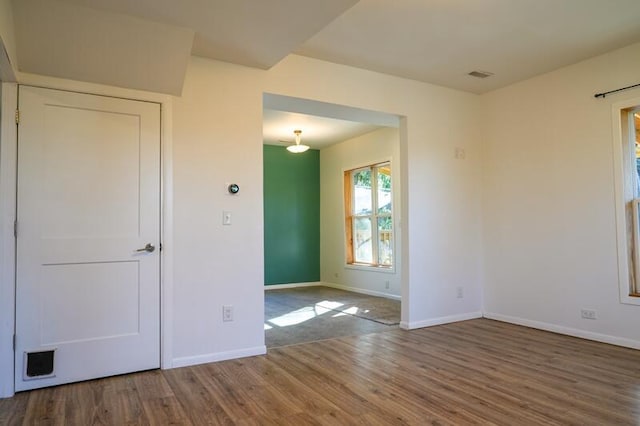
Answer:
(263, 145, 320, 285)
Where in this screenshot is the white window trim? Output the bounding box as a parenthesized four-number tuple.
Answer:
(612, 96, 640, 306)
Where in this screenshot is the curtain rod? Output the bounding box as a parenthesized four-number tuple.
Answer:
(594, 82, 640, 99)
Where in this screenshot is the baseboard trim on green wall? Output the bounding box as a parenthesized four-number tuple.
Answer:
(263, 281, 402, 301)
(264, 282, 322, 290)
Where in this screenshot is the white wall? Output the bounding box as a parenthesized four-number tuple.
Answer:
(173, 59, 265, 365)
(320, 127, 402, 299)
(171, 55, 484, 360)
(482, 41, 640, 346)
(170, 59, 267, 364)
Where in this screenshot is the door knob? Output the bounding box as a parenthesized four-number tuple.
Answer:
(136, 243, 155, 253)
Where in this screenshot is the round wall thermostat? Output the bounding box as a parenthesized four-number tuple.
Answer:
(228, 183, 240, 194)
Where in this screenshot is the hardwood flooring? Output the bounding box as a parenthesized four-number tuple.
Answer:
(2, 319, 640, 425)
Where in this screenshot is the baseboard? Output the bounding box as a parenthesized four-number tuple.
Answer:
(264, 282, 322, 290)
(484, 312, 640, 350)
(171, 345, 267, 369)
(264, 281, 401, 301)
(400, 311, 483, 330)
(320, 281, 401, 301)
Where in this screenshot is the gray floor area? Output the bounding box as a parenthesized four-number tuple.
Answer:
(264, 286, 401, 348)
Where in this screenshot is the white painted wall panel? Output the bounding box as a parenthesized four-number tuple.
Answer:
(170, 54, 484, 358)
(482, 41, 640, 343)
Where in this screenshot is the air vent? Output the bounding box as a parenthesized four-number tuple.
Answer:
(468, 70, 494, 79)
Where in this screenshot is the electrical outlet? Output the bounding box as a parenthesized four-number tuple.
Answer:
(385, 280, 390, 289)
(223, 305, 233, 322)
(581, 309, 597, 320)
(456, 286, 464, 299)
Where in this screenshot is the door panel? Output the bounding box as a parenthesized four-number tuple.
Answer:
(15, 86, 160, 391)
(40, 105, 142, 239)
(40, 262, 141, 345)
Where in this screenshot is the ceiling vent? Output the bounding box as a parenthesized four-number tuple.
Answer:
(468, 70, 494, 79)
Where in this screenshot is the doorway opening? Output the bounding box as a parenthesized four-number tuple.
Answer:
(262, 93, 403, 348)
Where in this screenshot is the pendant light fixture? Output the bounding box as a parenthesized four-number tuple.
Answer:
(286, 129, 309, 153)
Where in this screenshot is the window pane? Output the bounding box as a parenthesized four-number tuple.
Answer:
(353, 217, 373, 263)
(353, 169, 372, 215)
(378, 216, 393, 266)
(377, 165, 392, 214)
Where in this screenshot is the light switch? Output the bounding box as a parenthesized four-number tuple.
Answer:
(223, 211, 232, 225)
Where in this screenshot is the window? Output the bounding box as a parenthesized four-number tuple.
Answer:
(344, 162, 393, 268)
(614, 104, 640, 304)
(612, 99, 640, 305)
(626, 109, 640, 295)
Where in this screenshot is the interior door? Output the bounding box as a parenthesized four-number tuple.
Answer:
(15, 86, 161, 392)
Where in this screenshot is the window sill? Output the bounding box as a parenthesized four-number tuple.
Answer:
(620, 293, 640, 306)
(345, 263, 395, 274)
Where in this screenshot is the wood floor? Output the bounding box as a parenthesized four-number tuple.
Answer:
(2, 319, 640, 425)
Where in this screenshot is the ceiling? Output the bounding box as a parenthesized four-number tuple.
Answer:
(263, 93, 399, 150)
(9, 0, 640, 148)
(296, 0, 640, 94)
(263, 110, 384, 150)
(11, 0, 640, 95)
(11, 0, 358, 95)
(45, 0, 359, 70)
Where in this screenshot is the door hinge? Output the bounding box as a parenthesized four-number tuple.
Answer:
(13, 334, 16, 350)
(159, 243, 163, 252)
(13, 220, 17, 238)
(15, 109, 19, 125)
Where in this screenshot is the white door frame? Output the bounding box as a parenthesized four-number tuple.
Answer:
(0, 77, 174, 398)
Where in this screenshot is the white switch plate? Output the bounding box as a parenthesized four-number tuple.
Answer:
(223, 305, 233, 322)
(223, 211, 232, 225)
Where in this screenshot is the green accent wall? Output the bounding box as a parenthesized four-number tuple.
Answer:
(263, 145, 320, 285)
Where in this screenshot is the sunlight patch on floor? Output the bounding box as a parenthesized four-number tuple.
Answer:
(317, 300, 345, 310)
(266, 301, 346, 327)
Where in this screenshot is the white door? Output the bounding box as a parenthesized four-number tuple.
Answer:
(15, 86, 161, 392)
